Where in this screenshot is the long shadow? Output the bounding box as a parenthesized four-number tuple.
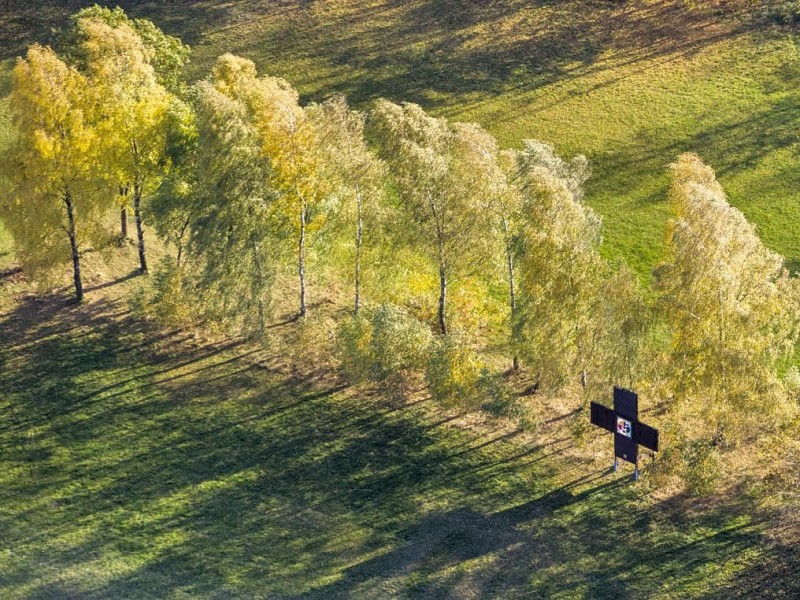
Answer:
(237, 0, 749, 107)
(712, 538, 800, 598)
(0, 0, 741, 105)
(83, 269, 141, 292)
(298, 471, 760, 598)
(2, 292, 553, 596)
(587, 86, 800, 273)
(1, 286, 791, 598)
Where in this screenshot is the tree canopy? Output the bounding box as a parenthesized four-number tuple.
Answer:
(2, 7, 799, 495)
(1, 45, 106, 301)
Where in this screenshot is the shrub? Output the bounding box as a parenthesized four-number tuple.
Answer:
(131, 257, 196, 326)
(479, 369, 518, 418)
(368, 304, 433, 382)
(568, 400, 593, 443)
(682, 440, 724, 496)
(335, 314, 373, 383)
(784, 366, 800, 402)
(287, 315, 337, 373)
(425, 336, 484, 410)
(479, 369, 539, 431)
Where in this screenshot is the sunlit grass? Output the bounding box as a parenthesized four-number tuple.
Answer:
(1, 2, 799, 278)
(164, 1, 800, 279)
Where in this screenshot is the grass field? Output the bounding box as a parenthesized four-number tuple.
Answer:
(1, 281, 798, 598)
(3, 0, 799, 278)
(3, 2, 800, 597)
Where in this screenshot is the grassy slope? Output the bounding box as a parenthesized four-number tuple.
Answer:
(1, 2, 800, 597)
(1, 2, 800, 277)
(1, 287, 797, 598)
(191, 1, 800, 277)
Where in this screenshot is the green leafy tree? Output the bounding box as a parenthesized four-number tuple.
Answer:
(655, 153, 800, 450)
(0, 46, 105, 302)
(307, 95, 386, 315)
(444, 120, 523, 368)
(588, 266, 652, 392)
(426, 334, 485, 409)
(149, 96, 200, 269)
(212, 54, 330, 318)
(512, 141, 604, 390)
(496, 149, 526, 371)
(179, 79, 278, 334)
(62, 5, 190, 93)
(371, 100, 492, 335)
(368, 303, 433, 383)
(76, 17, 174, 274)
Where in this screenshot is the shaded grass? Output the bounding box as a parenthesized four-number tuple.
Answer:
(1, 292, 798, 598)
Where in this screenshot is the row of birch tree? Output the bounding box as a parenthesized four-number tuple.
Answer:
(2, 7, 799, 491)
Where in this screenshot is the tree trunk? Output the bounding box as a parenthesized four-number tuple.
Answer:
(354, 183, 363, 315)
(299, 201, 307, 319)
(251, 239, 267, 332)
(64, 191, 83, 303)
(503, 217, 519, 371)
(133, 181, 147, 274)
(429, 196, 447, 335)
(119, 183, 129, 240)
(120, 207, 128, 239)
(437, 255, 447, 336)
(176, 212, 193, 269)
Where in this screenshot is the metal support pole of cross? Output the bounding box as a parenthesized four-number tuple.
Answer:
(590, 387, 659, 481)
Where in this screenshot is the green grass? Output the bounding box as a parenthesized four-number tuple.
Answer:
(2, 5, 800, 594)
(2, 1, 800, 278)
(1, 292, 798, 598)
(192, 1, 800, 279)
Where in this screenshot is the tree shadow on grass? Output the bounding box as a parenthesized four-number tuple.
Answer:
(83, 269, 142, 293)
(224, 0, 747, 108)
(0, 292, 791, 598)
(0, 291, 559, 596)
(712, 540, 800, 599)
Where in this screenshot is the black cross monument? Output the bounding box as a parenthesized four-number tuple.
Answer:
(590, 386, 659, 480)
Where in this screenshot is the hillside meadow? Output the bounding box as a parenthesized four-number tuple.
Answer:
(2, 1, 800, 277)
(2, 1, 800, 597)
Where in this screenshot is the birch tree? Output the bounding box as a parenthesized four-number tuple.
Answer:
(307, 94, 386, 315)
(177, 80, 277, 334)
(371, 100, 490, 335)
(77, 18, 173, 274)
(212, 54, 329, 318)
(0, 45, 102, 302)
(656, 153, 800, 447)
(513, 141, 603, 390)
(63, 5, 190, 93)
(444, 120, 523, 367)
(584, 265, 652, 394)
(149, 97, 199, 269)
